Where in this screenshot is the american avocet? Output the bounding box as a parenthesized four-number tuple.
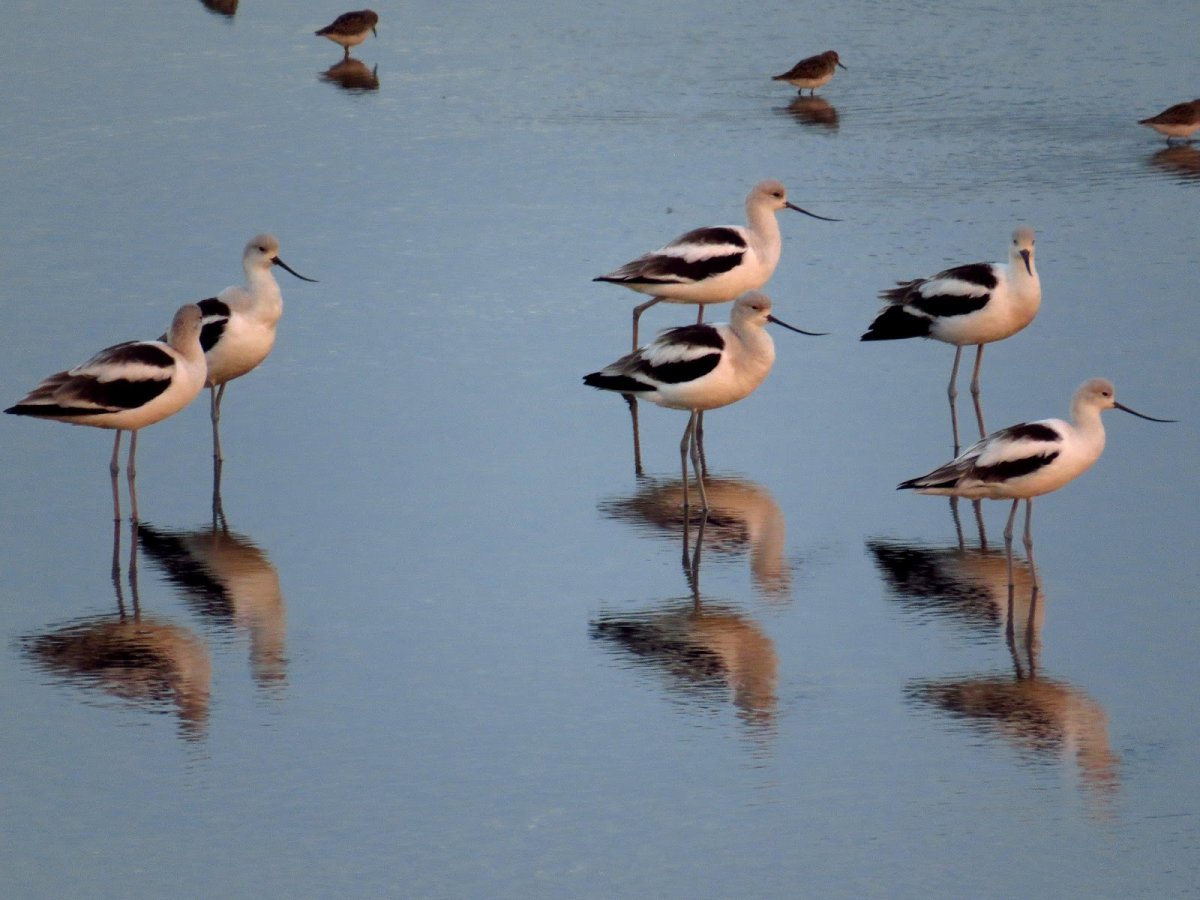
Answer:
(772, 50, 846, 95)
(594, 180, 837, 351)
(187, 234, 316, 467)
(898, 378, 1174, 584)
(862, 227, 1041, 453)
(584, 292, 823, 512)
(1138, 99, 1200, 143)
(315, 9, 379, 58)
(5, 304, 207, 522)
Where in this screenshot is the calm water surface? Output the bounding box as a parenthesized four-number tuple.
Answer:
(2, 0, 1198, 896)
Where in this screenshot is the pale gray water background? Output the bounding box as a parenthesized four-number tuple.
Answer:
(1, 0, 1198, 896)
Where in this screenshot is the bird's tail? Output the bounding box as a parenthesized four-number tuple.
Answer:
(860, 304, 931, 341)
(583, 371, 652, 394)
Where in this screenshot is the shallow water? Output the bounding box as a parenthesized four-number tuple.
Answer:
(2, 1, 1199, 896)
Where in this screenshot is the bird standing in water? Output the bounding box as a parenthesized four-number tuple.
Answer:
(595, 179, 837, 351)
(6, 304, 208, 521)
(585, 292, 824, 512)
(315, 10, 379, 58)
(772, 50, 847, 95)
(863, 227, 1040, 453)
(185, 234, 316, 471)
(898, 378, 1174, 585)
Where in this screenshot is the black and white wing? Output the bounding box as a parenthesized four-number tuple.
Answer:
(6, 341, 176, 418)
(197, 297, 231, 353)
(584, 323, 725, 394)
(595, 227, 748, 288)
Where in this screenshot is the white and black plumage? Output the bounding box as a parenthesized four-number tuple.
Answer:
(595, 180, 837, 350)
(185, 234, 316, 465)
(863, 227, 1040, 452)
(772, 50, 846, 95)
(6, 304, 207, 520)
(899, 378, 1174, 583)
(315, 9, 379, 58)
(1138, 99, 1200, 143)
(584, 292, 823, 511)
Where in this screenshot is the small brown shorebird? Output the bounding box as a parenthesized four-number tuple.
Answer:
(315, 9, 379, 58)
(1138, 99, 1200, 143)
(771, 50, 846, 95)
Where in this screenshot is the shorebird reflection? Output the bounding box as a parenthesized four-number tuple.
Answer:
(320, 58, 380, 92)
(1147, 145, 1200, 182)
(867, 537, 1042, 645)
(590, 515, 779, 737)
(599, 474, 791, 600)
(907, 669, 1118, 811)
(138, 520, 287, 693)
(781, 96, 839, 131)
(21, 520, 211, 741)
(870, 537, 1118, 809)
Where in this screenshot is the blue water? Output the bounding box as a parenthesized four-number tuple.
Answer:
(1, 0, 1198, 896)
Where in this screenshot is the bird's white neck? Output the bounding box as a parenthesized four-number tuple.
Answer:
(730, 319, 777, 372)
(242, 266, 284, 322)
(1070, 400, 1108, 458)
(745, 202, 783, 266)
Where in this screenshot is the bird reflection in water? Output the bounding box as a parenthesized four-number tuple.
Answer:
(1147, 144, 1200, 182)
(320, 58, 380, 92)
(599, 474, 791, 600)
(869, 538, 1118, 811)
(198, 0, 237, 18)
(138, 516, 287, 694)
(21, 520, 211, 741)
(868, 537, 1041, 645)
(907, 659, 1119, 814)
(590, 513, 779, 739)
(780, 96, 839, 131)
